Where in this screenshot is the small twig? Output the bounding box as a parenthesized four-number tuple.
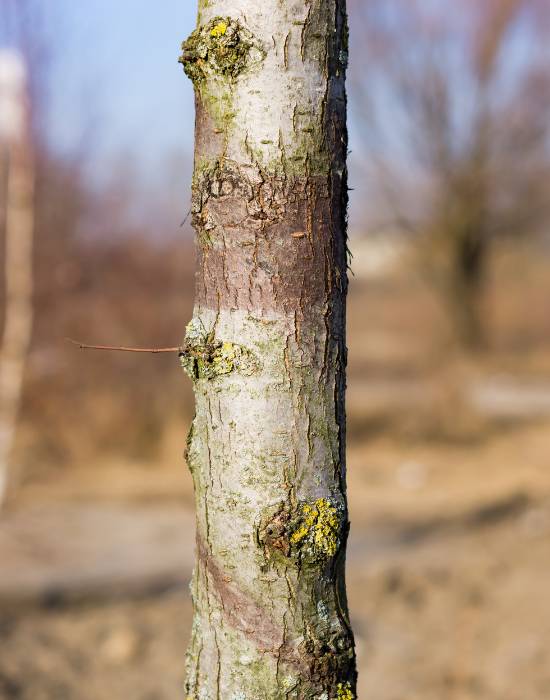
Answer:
(65, 338, 181, 354)
(180, 207, 192, 227)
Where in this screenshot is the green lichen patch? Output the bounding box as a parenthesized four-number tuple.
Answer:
(180, 318, 257, 380)
(179, 16, 264, 84)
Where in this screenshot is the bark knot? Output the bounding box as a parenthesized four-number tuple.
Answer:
(257, 498, 343, 565)
(192, 160, 297, 243)
(179, 17, 264, 84)
(180, 318, 258, 380)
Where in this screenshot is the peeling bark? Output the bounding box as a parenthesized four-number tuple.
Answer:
(180, 1, 355, 697)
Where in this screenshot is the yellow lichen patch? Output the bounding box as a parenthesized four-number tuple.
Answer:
(335, 682, 354, 700)
(289, 524, 309, 545)
(210, 21, 228, 37)
(211, 341, 237, 375)
(290, 498, 340, 558)
(290, 503, 316, 545)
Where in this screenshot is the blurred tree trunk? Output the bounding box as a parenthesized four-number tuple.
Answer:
(0, 51, 34, 509)
(446, 229, 487, 351)
(179, 1, 356, 698)
(434, 157, 490, 352)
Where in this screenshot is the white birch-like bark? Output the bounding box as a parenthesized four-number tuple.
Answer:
(0, 51, 34, 509)
(179, 1, 355, 697)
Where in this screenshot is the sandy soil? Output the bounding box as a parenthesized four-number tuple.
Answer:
(2, 412, 550, 700)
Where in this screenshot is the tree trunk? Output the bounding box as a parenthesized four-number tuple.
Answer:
(0, 52, 34, 509)
(179, 1, 355, 698)
(449, 228, 487, 352)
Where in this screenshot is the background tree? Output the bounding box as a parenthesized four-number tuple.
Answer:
(352, 0, 550, 350)
(0, 0, 196, 480)
(179, 0, 356, 697)
(0, 0, 51, 506)
(0, 49, 34, 508)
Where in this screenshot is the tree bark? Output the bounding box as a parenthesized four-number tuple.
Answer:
(448, 229, 487, 352)
(179, 1, 355, 697)
(0, 52, 34, 509)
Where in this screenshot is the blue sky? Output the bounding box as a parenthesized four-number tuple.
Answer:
(44, 1, 197, 180)
(1, 2, 539, 238)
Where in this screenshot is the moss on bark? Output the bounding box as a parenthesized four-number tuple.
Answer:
(179, 17, 264, 84)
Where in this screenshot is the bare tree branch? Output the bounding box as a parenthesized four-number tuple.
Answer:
(65, 338, 181, 354)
